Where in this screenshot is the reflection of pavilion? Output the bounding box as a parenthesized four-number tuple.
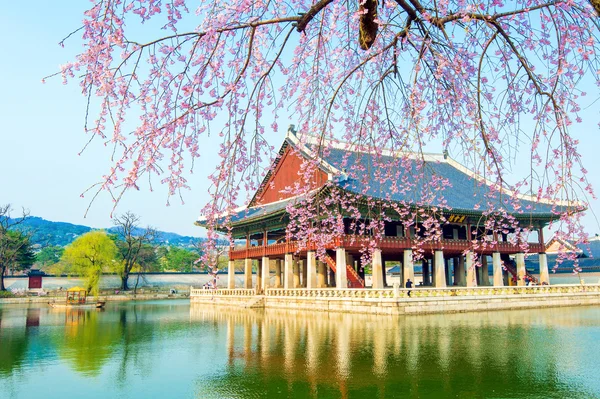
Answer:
(189, 306, 588, 398)
(198, 129, 575, 292)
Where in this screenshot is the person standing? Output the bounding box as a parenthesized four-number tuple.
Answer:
(406, 279, 413, 297)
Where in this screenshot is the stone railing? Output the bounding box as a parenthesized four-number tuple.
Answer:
(190, 288, 256, 297)
(265, 284, 600, 299)
(191, 284, 600, 299)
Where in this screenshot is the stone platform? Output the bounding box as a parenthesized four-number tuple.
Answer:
(190, 285, 600, 315)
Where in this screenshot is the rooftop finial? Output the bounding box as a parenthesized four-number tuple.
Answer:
(288, 124, 297, 136)
(443, 149, 449, 159)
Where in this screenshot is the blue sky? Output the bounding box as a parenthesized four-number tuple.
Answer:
(1, 1, 599, 238)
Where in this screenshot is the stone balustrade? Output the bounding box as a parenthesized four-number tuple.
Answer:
(190, 288, 256, 297)
(191, 284, 600, 299)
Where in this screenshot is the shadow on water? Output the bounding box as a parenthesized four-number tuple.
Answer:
(189, 305, 600, 399)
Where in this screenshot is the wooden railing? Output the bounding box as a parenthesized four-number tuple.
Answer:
(229, 235, 545, 260)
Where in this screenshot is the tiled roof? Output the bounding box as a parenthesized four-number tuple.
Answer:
(576, 239, 600, 258)
(321, 147, 560, 216)
(197, 197, 292, 227)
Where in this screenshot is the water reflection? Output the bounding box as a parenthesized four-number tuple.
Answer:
(190, 305, 600, 399)
(1, 301, 599, 399)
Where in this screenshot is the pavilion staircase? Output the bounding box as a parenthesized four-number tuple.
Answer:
(323, 253, 365, 288)
(503, 260, 539, 285)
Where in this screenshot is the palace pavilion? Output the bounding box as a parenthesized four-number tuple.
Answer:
(197, 128, 575, 291)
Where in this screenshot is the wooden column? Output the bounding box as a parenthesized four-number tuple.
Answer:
(336, 247, 348, 289)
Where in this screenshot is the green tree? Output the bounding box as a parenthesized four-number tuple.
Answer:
(0, 205, 31, 291)
(35, 246, 64, 271)
(112, 212, 156, 290)
(61, 230, 118, 296)
(160, 247, 198, 272)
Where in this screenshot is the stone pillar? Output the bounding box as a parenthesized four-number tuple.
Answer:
(372, 249, 384, 289)
(306, 251, 317, 289)
(284, 254, 294, 289)
(403, 249, 415, 287)
(480, 255, 489, 286)
(274, 260, 282, 288)
(434, 250, 447, 288)
(256, 259, 263, 291)
(445, 258, 452, 286)
(317, 260, 327, 288)
(293, 258, 301, 288)
(466, 253, 477, 287)
(328, 267, 336, 287)
(228, 260, 235, 289)
(456, 256, 465, 286)
(516, 253, 526, 286)
(261, 256, 270, 291)
(539, 253, 550, 285)
(301, 259, 308, 288)
(336, 247, 348, 289)
(492, 252, 504, 287)
(423, 259, 430, 285)
(244, 258, 253, 289)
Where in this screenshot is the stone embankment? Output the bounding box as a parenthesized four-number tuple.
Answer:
(190, 284, 600, 315)
(0, 289, 189, 305)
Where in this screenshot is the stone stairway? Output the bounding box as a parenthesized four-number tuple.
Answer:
(323, 253, 365, 288)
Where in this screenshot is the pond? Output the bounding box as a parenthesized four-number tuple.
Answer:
(1, 300, 600, 398)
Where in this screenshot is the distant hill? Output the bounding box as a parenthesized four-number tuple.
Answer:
(8, 216, 205, 248)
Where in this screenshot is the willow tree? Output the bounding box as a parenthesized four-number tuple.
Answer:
(62, 230, 118, 296)
(55, 1, 600, 262)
